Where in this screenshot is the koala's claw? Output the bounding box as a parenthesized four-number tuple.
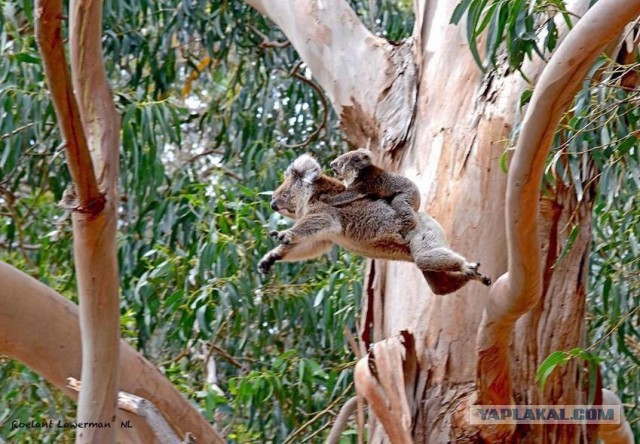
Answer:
(463, 262, 481, 276)
(481, 276, 492, 286)
(258, 260, 271, 275)
(270, 230, 293, 245)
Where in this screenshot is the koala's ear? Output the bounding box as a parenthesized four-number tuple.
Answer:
(357, 148, 372, 158)
(289, 154, 321, 184)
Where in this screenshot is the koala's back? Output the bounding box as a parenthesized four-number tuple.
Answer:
(358, 168, 420, 208)
(331, 199, 413, 261)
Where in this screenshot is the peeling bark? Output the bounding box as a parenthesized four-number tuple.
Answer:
(245, 0, 417, 154)
(0, 262, 224, 444)
(476, 1, 640, 440)
(599, 389, 634, 444)
(354, 332, 416, 443)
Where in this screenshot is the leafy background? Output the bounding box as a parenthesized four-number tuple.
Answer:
(0, 0, 638, 442)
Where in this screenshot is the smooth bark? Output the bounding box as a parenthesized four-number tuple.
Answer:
(34, 0, 103, 212)
(246, 0, 417, 153)
(35, 0, 122, 441)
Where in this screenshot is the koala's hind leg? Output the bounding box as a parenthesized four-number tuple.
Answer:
(390, 194, 419, 238)
(422, 271, 470, 295)
(413, 246, 471, 273)
(422, 268, 491, 295)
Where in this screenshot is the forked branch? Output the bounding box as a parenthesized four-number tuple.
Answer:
(35, 0, 104, 213)
(69, 0, 120, 193)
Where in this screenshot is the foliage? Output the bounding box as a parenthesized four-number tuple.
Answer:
(0, 0, 412, 442)
(450, 0, 573, 72)
(535, 348, 603, 404)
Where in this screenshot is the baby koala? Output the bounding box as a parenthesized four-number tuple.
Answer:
(324, 148, 421, 237)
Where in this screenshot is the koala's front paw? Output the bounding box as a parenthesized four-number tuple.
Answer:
(270, 229, 294, 245)
(464, 262, 492, 286)
(258, 253, 278, 275)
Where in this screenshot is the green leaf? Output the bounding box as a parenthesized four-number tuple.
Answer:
(536, 351, 567, 391)
(451, 0, 474, 24)
(554, 225, 580, 267)
(15, 53, 40, 64)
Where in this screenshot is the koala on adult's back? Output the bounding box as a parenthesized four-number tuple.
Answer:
(325, 148, 421, 237)
(266, 154, 414, 265)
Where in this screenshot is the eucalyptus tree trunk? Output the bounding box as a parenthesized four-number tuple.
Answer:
(247, 0, 637, 442)
(35, 1, 120, 442)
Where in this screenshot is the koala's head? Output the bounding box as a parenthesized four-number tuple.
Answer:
(270, 154, 321, 218)
(330, 148, 372, 183)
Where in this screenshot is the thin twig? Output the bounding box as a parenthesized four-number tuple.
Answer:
(210, 345, 243, 369)
(283, 382, 354, 444)
(0, 186, 36, 267)
(181, 148, 226, 167)
(0, 241, 41, 251)
(0, 123, 35, 141)
(280, 61, 329, 149)
(588, 305, 640, 351)
(248, 24, 291, 49)
(200, 164, 243, 181)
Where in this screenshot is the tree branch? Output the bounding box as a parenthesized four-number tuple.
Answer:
(32, 0, 126, 441)
(34, 0, 104, 213)
(354, 333, 415, 443)
(279, 62, 329, 149)
(0, 261, 224, 443)
(475, 0, 640, 440)
(69, 0, 120, 193)
(245, 0, 390, 113)
(327, 396, 359, 444)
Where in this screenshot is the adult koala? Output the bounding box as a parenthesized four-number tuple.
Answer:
(259, 154, 490, 295)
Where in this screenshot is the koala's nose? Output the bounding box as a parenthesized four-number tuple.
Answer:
(270, 199, 278, 210)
